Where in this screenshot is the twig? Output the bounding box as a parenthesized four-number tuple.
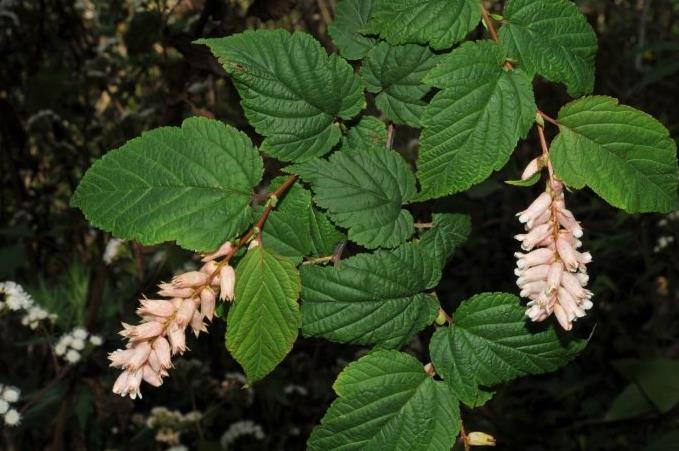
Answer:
(386, 123, 395, 149)
(332, 241, 347, 267)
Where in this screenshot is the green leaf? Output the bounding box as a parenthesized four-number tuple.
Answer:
(417, 41, 536, 200)
(226, 247, 301, 382)
(364, 0, 481, 50)
(308, 208, 346, 257)
(288, 145, 417, 249)
(307, 350, 460, 451)
(301, 243, 440, 348)
(499, 0, 597, 97)
(505, 171, 542, 187)
(550, 96, 679, 213)
(614, 359, 679, 413)
(343, 116, 388, 150)
(261, 178, 345, 262)
(328, 0, 377, 60)
(71, 117, 263, 252)
(360, 42, 441, 127)
(418, 213, 471, 272)
(197, 30, 364, 162)
(430, 292, 585, 407)
(605, 384, 656, 421)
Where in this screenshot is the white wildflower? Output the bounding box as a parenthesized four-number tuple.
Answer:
(2, 386, 20, 403)
(103, 238, 124, 264)
(72, 327, 88, 340)
(89, 335, 103, 346)
(65, 349, 81, 364)
(0, 400, 9, 415)
(3, 409, 21, 426)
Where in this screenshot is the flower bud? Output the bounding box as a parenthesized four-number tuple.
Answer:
(142, 364, 163, 387)
(152, 337, 172, 369)
(201, 241, 233, 262)
(172, 271, 208, 288)
(521, 157, 542, 181)
(556, 238, 579, 272)
(468, 431, 496, 447)
(174, 298, 198, 327)
(200, 287, 216, 321)
(518, 192, 552, 224)
(219, 265, 236, 301)
(553, 304, 573, 330)
(138, 299, 176, 317)
(157, 284, 194, 298)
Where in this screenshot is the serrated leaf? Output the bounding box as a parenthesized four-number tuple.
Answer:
(343, 116, 387, 149)
(430, 292, 585, 407)
(261, 179, 345, 263)
(361, 42, 441, 127)
(226, 247, 301, 382)
(364, 0, 481, 50)
(71, 116, 263, 252)
(328, 0, 377, 60)
(301, 243, 440, 348)
(505, 171, 542, 187)
(307, 350, 460, 451)
(197, 30, 364, 162)
(417, 41, 536, 200)
(288, 145, 417, 249)
(308, 208, 346, 257)
(499, 0, 597, 97)
(418, 213, 471, 271)
(550, 96, 679, 213)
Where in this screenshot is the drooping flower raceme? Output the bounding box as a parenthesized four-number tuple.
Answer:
(514, 179, 593, 330)
(108, 241, 235, 399)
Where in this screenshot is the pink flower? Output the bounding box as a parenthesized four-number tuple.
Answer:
(521, 157, 542, 181)
(219, 265, 236, 301)
(138, 299, 176, 317)
(172, 271, 208, 288)
(157, 284, 194, 298)
(201, 240, 233, 262)
(515, 180, 593, 330)
(200, 288, 216, 321)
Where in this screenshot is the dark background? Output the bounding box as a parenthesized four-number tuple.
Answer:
(1, 0, 679, 450)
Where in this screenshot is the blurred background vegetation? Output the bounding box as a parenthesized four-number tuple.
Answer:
(1, 0, 679, 450)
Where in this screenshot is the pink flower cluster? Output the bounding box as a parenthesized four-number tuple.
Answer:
(109, 241, 236, 398)
(514, 180, 593, 330)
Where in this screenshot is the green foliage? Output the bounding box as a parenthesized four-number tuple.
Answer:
(328, 0, 377, 60)
(551, 96, 679, 213)
(71, 117, 263, 252)
(307, 350, 460, 451)
(261, 180, 345, 263)
(289, 145, 417, 249)
(499, 0, 598, 96)
(360, 42, 441, 127)
(197, 30, 364, 162)
(364, 0, 481, 50)
(300, 243, 440, 348)
(430, 292, 586, 407)
(226, 246, 301, 382)
(342, 116, 388, 149)
(417, 213, 471, 271)
(417, 41, 536, 199)
(613, 359, 679, 413)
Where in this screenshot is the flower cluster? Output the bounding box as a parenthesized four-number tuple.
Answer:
(0, 385, 21, 427)
(220, 420, 265, 450)
(54, 327, 103, 364)
(109, 241, 236, 399)
(144, 406, 203, 447)
(514, 180, 593, 330)
(0, 281, 57, 329)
